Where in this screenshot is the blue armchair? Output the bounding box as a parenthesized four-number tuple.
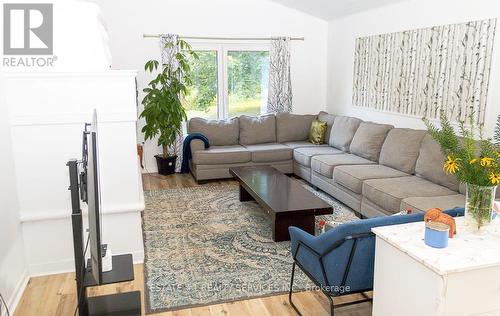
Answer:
(288, 208, 464, 315)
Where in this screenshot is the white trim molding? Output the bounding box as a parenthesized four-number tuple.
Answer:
(19, 203, 145, 223)
(28, 250, 144, 277)
(6, 269, 29, 315)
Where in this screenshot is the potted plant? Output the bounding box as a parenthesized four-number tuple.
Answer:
(140, 39, 197, 175)
(424, 112, 500, 230)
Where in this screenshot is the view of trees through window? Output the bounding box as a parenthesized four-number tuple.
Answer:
(183, 51, 218, 119)
(227, 51, 269, 117)
(182, 49, 269, 119)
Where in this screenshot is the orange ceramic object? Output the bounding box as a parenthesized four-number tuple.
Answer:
(424, 208, 456, 238)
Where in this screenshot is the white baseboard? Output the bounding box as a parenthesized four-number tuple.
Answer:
(6, 269, 29, 315)
(132, 250, 145, 265)
(28, 250, 144, 277)
(3, 251, 144, 313)
(28, 259, 75, 277)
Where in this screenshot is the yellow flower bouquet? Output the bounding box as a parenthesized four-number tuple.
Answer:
(424, 112, 499, 229)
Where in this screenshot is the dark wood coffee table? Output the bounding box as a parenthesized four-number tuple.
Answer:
(229, 166, 333, 242)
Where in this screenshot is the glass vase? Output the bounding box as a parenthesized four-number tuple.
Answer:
(465, 183, 496, 230)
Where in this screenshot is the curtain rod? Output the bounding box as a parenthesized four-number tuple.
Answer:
(142, 34, 305, 41)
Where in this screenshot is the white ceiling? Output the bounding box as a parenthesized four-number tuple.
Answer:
(269, 0, 409, 20)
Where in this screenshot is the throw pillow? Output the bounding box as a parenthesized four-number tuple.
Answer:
(308, 120, 327, 144)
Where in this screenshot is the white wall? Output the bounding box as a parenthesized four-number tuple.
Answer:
(327, 0, 500, 136)
(4, 72, 145, 275)
(0, 0, 112, 72)
(90, 0, 329, 172)
(0, 78, 28, 315)
(1, 0, 144, 283)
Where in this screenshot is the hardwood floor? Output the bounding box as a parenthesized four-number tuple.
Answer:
(14, 173, 372, 316)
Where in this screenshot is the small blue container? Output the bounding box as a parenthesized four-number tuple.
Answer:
(424, 222, 449, 248)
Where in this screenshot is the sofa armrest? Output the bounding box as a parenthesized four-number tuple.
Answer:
(289, 226, 321, 257)
(190, 139, 206, 156)
(290, 225, 374, 258)
(289, 225, 361, 287)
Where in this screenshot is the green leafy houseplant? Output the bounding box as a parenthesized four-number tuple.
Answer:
(140, 39, 197, 174)
(423, 112, 500, 229)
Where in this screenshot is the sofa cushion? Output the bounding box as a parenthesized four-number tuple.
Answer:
(189, 138, 205, 155)
(329, 116, 363, 151)
(192, 145, 251, 165)
(401, 194, 466, 213)
(459, 182, 466, 195)
(311, 154, 375, 178)
(379, 128, 427, 174)
(415, 134, 460, 191)
(188, 117, 239, 146)
(293, 146, 343, 167)
(239, 114, 276, 145)
(317, 111, 336, 144)
(362, 176, 457, 213)
(276, 113, 317, 143)
(349, 122, 393, 161)
(244, 143, 292, 162)
(334, 164, 409, 194)
(282, 141, 328, 149)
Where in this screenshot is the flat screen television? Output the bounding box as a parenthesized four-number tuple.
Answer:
(81, 110, 103, 285)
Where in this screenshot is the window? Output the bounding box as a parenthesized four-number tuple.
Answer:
(183, 43, 270, 120)
(227, 51, 269, 117)
(183, 50, 219, 119)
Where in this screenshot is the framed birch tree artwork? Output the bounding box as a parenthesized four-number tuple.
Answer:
(352, 19, 497, 124)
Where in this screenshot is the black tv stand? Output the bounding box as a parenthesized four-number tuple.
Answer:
(67, 159, 141, 316)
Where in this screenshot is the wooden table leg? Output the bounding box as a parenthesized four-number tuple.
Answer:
(239, 184, 255, 202)
(273, 214, 315, 242)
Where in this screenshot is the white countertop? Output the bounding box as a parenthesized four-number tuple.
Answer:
(372, 217, 500, 275)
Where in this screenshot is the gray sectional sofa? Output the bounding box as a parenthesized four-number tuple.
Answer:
(187, 112, 468, 217)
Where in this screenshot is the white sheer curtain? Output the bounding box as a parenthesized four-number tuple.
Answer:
(159, 34, 183, 172)
(267, 37, 292, 113)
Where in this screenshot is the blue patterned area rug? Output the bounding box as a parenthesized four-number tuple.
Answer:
(142, 182, 357, 313)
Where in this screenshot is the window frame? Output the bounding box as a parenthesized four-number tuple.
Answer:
(188, 41, 271, 120)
